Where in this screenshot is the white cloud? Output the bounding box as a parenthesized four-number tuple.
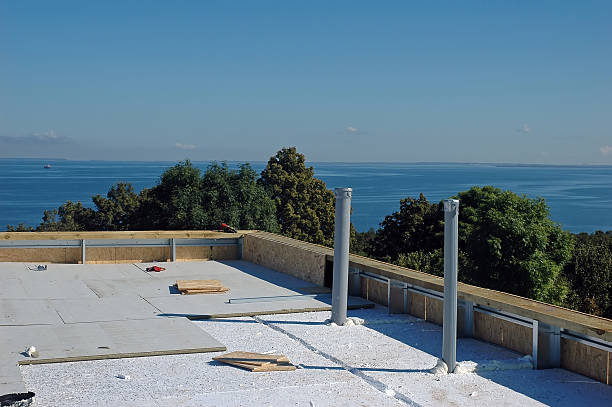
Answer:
(175, 143, 196, 150)
(0, 130, 71, 144)
(517, 124, 530, 134)
(600, 145, 612, 155)
(346, 126, 358, 133)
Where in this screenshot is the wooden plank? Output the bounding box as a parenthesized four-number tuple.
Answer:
(213, 351, 290, 364)
(177, 280, 223, 290)
(182, 289, 229, 295)
(0, 230, 254, 241)
(219, 359, 296, 372)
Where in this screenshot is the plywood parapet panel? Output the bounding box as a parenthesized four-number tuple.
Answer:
(474, 311, 532, 355)
(176, 246, 211, 262)
(116, 247, 169, 263)
(360, 277, 388, 306)
(242, 233, 326, 286)
(425, 297, 443, 326)
(0, 247, 71, 263)
(560, 338, 609, 385)
(211, 245, 239, 260)
(408, 292, 426, 319)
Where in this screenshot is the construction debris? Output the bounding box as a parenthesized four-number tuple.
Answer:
(0, 391, 35, 407)
(213, 351, 296, 372)
(24, 346, 39, 358)
(175, 280, 229, 295)
(145, 266, 165, 272)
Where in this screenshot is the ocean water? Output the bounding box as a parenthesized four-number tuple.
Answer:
(2, 159, 612, 233)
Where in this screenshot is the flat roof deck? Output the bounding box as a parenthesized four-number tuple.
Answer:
(2, 261, 611, 406)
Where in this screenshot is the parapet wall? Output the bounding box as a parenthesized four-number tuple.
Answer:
(243, 231, 612, 385)
(0, 231, 243, 263)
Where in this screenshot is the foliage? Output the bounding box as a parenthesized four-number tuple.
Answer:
(131, 160, 206, 229)
(6, 223, 34, 232)
(456, 186, 573, 304)
(259, 147, 335, 246)
(351, 228, 376, 256)
(37, 201, 96, 231)
(367, 186, 573, 304)
(91, 183, 139, 231)
(563, 231, 612, 318)
(34, 160, 278, 232)
(369, 193, 443, 261)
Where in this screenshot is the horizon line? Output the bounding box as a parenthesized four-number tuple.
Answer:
(2, 156, 612, 168)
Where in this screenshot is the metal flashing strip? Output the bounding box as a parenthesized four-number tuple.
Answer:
(174, 238, 239, 247)
(561, 329, 612, 353)
(0, 237, 239, 249)
(405, 284, 444, 301)
(0, 239, 82, 248)
(359, 271, 389, 284)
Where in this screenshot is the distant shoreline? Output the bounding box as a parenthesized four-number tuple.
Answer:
(1, 157, 612, 168)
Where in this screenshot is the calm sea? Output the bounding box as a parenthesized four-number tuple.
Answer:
(2, 159, 612, 233)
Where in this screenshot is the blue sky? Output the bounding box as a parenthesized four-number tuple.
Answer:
(1, 1, 611, 163)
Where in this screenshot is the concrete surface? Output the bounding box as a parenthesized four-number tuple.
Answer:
(19, 306, 612, 407)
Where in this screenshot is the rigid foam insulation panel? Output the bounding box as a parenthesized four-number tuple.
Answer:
(1, 318, 225, 365)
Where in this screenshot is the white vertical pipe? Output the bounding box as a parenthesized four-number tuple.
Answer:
(331, 187, 352, 325)
(442, 199, 459, 372)
(81, 239, 86, 265)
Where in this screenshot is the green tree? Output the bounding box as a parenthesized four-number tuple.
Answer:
(36, 201, 96, 231)
(131, 160, 278, 231)
(131, 160, 206, 229)
(563, 232, 612, 318)
(351, 227, 376, 256)
(259, 147, 335, 246)
(369, 193, 443, 261)
(91, 183, 139, 230)
(367, 186, 573, 305)
(6, 223, 34, 232)
(457, 186, 573, 304)
(200, 162, 279, 231)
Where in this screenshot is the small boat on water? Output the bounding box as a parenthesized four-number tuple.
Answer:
(43, 164, 51, 169)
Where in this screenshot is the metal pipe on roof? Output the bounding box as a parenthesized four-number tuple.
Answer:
(331, 187, 352, 325)
(442, 199, 459, 373)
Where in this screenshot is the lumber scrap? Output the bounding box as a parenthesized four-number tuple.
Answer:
(175, 279, 229, 295)
(213, 351, 296, 372)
